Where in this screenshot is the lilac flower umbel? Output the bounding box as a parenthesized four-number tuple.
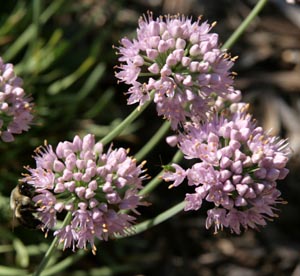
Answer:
(0, 57, 33, 142)
(21, 134, 148, 254)
(115, 12, 239, 129)
(162, 104, 290, 234)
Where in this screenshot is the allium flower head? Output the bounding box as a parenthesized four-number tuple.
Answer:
(163, 104, 290, 234)
(115, 12, 239, 129)
(0, 57, 33, 142)
(21, 134, 147, 254)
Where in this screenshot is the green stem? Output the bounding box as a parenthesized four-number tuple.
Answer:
(32, 212, 72, 276)
(139, 150, 183, 196)
(222, 0, 269, 50)
(135, 121, 171, 162)
(100, 90, 155, 146)
(117, 201, 185, 239)
(40, 251, 85, 276)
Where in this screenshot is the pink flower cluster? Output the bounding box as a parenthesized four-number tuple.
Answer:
(163, 104, 290, 234)
(115, 13, 239, 129)
(115, 12, 290, 235)
(21, 134, 147, 253)
(0, 57, 33, 142)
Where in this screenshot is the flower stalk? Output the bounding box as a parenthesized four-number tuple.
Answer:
(135, 120, 171, 162)
(33, 212, 72, 276)
(221, 0, 269, 50)
(100, 90, 155, 146)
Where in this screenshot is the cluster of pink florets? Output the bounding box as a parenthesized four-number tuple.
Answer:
(0, 57, 33, 142)
(116, 13, 240, 129)
(22, 134, 147, 253)
(163, 104, 290, 234)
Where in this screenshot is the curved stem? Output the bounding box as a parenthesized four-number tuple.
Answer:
(32, 212, 72, 276)
(100, 90, 155, 146)
(40, 251, 85, 276)
(135, 121, 171, 162)
(116, 201, 185, 239)
(222, 0, 269, 50)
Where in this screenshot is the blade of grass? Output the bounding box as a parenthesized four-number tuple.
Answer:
(48, 56, 95, 95)
(13, 239, 29, 268)
(84, 88, 114, 119)
(3, 0, 66, 61)
(0, 2, 26, 37)
(0, 266, 27, 276)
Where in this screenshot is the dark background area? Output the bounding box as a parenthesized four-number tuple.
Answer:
(0, 0, 300, 275)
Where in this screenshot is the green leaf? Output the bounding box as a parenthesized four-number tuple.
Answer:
(48, 57, 95, 95)
(13, 239, 29, 268)
(0, 266, 27, 276)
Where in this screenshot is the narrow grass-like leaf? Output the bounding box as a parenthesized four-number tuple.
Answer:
(77, 63, 106, 101)
(0, 3, 26, 37)
(15, 30, 65, 74)
(84, 87, 114, 118)
(0, 245, 14, 254)
(48, 56, 95, 95)
(0, 265, 27, 276)
(13, 239, 29, 268)
(3, 0, 66, 61)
